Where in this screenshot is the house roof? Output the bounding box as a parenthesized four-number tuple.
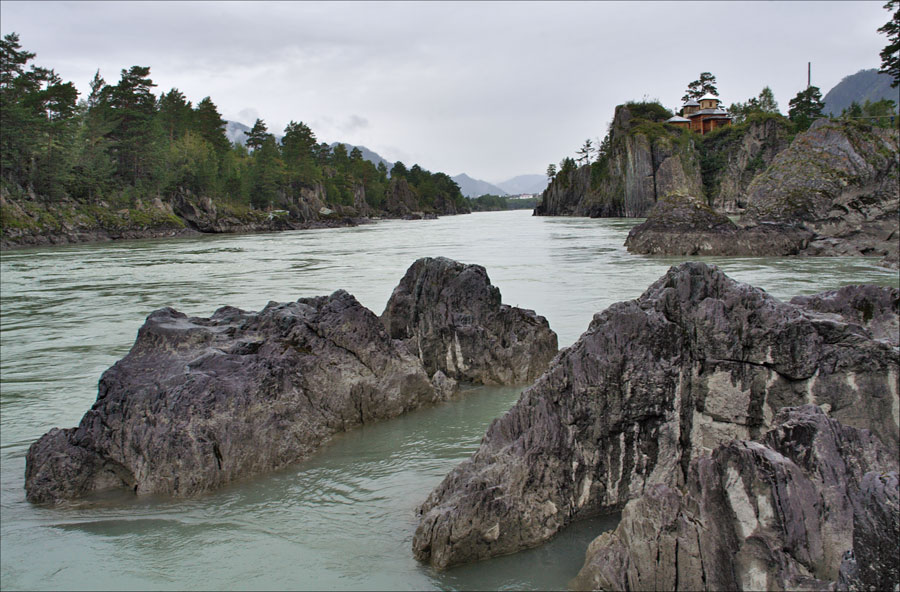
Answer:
(686, 108, 731, 118)
(698, 93, 720, 102)
(667, 115, 691, 123)
(683, 99, 700, 106)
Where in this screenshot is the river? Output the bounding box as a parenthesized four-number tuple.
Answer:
(1, 210, 897, 590)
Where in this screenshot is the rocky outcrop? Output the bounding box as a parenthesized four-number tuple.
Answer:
(743, 120, 899, 265)
(704, 115, 793, 213)
(571, 406, 899, 591)
(412, 262, 899, 570)
(25, 257, 556, 503)
(383, 177, 422, 218)
(25, 290, 440, 503)
(535, 104, 703, 218)
(624, 121, 899, 265)
(790, 284, 900, 346)
(381, 257, 558, 385)
(624, 193, 812, 256)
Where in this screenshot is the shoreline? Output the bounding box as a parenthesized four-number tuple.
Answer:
(0, 214, 447, 252)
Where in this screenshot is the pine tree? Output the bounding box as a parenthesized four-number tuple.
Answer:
(109, 65, 158, 185)
(757, 86, 779, 114)
(244, 118, 271, 152)
(192, 97, 230, 154)
(878, 0, 900, 87)
(788, 86, 825, 131)
(576, 138, 594, 165)
(682, 72, 718, 102)
(156, 89, 192, 142)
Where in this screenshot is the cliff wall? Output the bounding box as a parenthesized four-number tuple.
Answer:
(536, 105, 703, 218)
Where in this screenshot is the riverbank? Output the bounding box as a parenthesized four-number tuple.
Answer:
(0, 190, 460, 251)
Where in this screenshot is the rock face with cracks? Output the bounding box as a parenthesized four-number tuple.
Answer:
(381, 256, 558, 385)
(411, 262, 899, 570)
(571, 406, 899, 592)
(25, 257, 557, 504)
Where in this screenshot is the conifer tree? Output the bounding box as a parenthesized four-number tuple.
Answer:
(878, 0, 900, 87)
(788, 86, 825, 131)
(682, 72, 718, 102)
(244, 118, 271, 152)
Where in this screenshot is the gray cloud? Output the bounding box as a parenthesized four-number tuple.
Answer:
(0, 0, 890, 182)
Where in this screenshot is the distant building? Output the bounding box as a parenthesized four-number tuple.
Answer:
(666, 94, 732, 134)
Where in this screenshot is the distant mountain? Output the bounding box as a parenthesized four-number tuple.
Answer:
(451, 174, 508, 198)
(497, 174, 549, 195)
(329, 142, 394, 170)
(823, 68, 898, 116)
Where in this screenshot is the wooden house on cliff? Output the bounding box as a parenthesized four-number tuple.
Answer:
(667, 94, 732, 134)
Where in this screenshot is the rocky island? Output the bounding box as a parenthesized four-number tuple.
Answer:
(625, 120, 899, 267)
(24, 257, 557, 503)
(411, 262, 899, 589)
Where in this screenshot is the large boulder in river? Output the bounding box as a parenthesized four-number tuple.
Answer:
(624, 193, 812, 256)
(412, 262, 899, 570)
(25, 257, 559, 503)
(571, 406, 899, 591)
(25, 290, 441, 503)
(381, 257, 558, 385)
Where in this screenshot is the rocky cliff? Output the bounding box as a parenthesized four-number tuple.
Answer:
(702, 115, 793, 213)
(743, 119, 899, 265)
(623, 121, 899, 266)
(25, 258, 558, 504)
(535, 103, 703, 218)
(534, 107, 795, 219)
(572, 406, 899, 591)
(412, 262, 899, 570)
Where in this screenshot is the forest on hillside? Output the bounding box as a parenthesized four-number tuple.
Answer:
(0, 33, 468, 227)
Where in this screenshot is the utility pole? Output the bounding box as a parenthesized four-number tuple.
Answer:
(808, 62, 811, 89)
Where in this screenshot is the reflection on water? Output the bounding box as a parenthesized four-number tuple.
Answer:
(1, 210, 897, 590)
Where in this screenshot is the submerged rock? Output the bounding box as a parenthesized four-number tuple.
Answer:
(571, 406, 899, 592)
(412, 262, 899, 570)
(381, 257, 558, 385)
(25, 257, 557, 503)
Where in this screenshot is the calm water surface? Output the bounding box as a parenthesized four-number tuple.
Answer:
(2, 210, 897, 590)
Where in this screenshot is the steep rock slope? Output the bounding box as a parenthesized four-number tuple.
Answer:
(536, 104, 703, 218)
(701, 115, 793, 212)
(412, 263, 899, 570)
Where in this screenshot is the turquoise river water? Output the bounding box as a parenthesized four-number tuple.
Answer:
(1, 210, 897, 590)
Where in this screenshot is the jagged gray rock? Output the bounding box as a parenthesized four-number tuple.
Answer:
(412, 262, 899, 570)
(381, 257, 558, 385)
(571, 406, 899, 591)
(25, 291, 440, 503)
(26, 257, 557, 504)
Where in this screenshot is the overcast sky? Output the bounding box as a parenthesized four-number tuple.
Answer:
(1, 1, 893, 182)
